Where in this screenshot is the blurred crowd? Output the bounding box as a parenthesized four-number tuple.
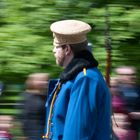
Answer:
(111, 66, 140, 140)
(0, 73, 50, 140)
(0, 66, 140, 140)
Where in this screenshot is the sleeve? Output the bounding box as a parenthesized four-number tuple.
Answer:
(63, 76, 99, 140)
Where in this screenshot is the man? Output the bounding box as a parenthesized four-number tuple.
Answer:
(20, 73, 50, 140)
(44, 20, 111, 140)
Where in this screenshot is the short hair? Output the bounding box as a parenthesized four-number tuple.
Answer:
(69, 41, 89, 54)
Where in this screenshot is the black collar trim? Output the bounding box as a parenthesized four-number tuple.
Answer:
(60, 51, 98, 83)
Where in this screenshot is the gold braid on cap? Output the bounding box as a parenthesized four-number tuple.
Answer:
(42, 82, 62, 139)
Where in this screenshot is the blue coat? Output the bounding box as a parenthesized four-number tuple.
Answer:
(45, 67, 111, 140)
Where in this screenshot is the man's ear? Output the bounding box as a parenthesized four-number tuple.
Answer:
(65, 44, 72, 55)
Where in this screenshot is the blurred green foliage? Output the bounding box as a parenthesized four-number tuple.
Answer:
(0, 0, 140, 83)
(0, 1, 140, 138)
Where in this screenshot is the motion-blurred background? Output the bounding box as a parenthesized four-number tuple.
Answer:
(0, 0, 140, 139)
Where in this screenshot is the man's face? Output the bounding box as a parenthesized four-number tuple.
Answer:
(53, 45, 66, 67)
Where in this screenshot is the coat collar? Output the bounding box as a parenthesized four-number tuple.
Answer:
(60, 50, 98, 83)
